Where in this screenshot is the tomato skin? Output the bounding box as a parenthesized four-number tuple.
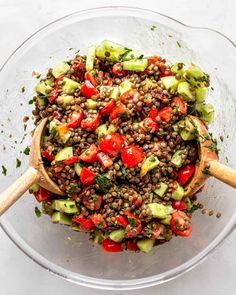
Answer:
(127, 240, 139, 251)
(84, 71, 97, 86)
(97, 152, 113, 169)
(102, 239, 123, 252)
(149, 108, 159, 121)
(42, 150, 55, 161)
(82, 194, 102, 211)
(110, 103, 128, 122)
(100, 99, 116, 116)
(72, 215, 95, 231)
(80, 80, 99, 98)
(121, 145, 145, 168)
(116, 215, 129, 227)
(132, 198, 143, 206)
(172, 97, 187, 115)
(158, 106, 173, 122)
(80, 144, 99, 163)
(81, 113, 101, 131)
(99, 134, 124, 157)
(33, 187, 52, 203)
(149, 223, 163, 240)
(112, 63, 128, 77)
(125, 212, 142, 238)
(48, 88, 59, 103)
(67, 111, 83, 128)
(62, 156, 80, 165)
(148, 56, 159, 65)
(71, 60, 85, 80)
(159, 69, 172, 77)
(172, 201, 187, 210)
(143, 117, 159, 133)
(80, 167, 96, 185)
(178, 164, 195, 186)
(170, 211, 192, 237)
(90, 213, 107, 229)
(120, 90, 141, 110)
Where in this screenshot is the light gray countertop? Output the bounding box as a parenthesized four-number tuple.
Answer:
(0, 0, 236, 294)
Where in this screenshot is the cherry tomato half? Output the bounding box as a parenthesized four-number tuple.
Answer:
(172, 200, 187, 211)
(82, 194, 102, 211)
(102, 239, 123, 252)
(99, 134, 124, 157)
(90, 213, 107, 229)
(80, 144, 99, 163)
(62, 156, 80, 165)
(115, 215, 129, 227)
(72, 215, 95, 231)
(100, 99, 116, 117)
(158, 106, 173, 122)
(97, 152, 113, 169)
(71, 60, 85, 80)
(84, 71, 97, 86)
(110, 103, 128, 122)
(170, 211, 192, 237)
(149, 108, 159, 121)
(121, 145, 145, 168)
(112, 63, 128, 77)
(159, 69, 172, 77)
(178, 164, 195, 186)
(67, 111, 83, 128)
(125, 212, 142, 238)
(126, 240, 139, 251)
(80, 80, 99, 98)
(80, 167, 96, 185)
(143, 117, 159, 133)
(33, 187, 52, 203)
(81, 113, 101, 131)
(172, 97, 187, 115)
(42, 150, 55, 161)
(120, 89, 141, 110)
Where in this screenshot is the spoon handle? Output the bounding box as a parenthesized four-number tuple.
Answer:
(0, 166, 39, 216)
(209, 160, 236, 188)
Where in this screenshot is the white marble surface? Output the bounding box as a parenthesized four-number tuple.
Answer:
(0, 0, 236, 294)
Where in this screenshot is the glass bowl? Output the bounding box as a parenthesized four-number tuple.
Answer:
(0, 6, 236, 290)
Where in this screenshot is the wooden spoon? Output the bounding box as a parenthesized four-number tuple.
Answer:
(184, 115, 236, 196)
(0, 118, 64, 216)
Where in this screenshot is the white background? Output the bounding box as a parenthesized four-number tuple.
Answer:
(0, 0, 236, 294)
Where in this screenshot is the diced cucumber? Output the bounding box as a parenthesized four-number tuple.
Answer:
(52, 62, 70, 78)
(35, 81, 52, 96)
(51, 199, 78, 214)
(119, 80, 133, 95)
(140, 155, 160, 177)
(171, 63, 185, 75)
(96, 124, 108, 139)
(171, 150, 184, 168)
(154, 182, 168, 197)
(197, 103, 214, 123)
(86, 99, 98, 109)
(37, 96, 47, 107)
(55, 147, 73, 162)
(56, 124, 71, 143)
(56, 95, 74, 108)
(102, 40, 126, 55)
(177, 117, 196, 141)
(196, 87, 208, 102)
(110, 86, 120, 101)
(160, 215, 171, 225)
(95, 40, 126, 62)
(184, 65, 207, 87)
(122, 50, 142, 61)
(161, 76, 179, 91)
(49, 118, 59, 135)
(137, 239, 155, 253)
(86, 46, 96, 71)
(109, 229, 126, 242)
(74, 162, 83, 176)
(171, 183, 184, 200)
(29, 183, 40, 193)
(51, 212, 72, 225)
(177, 81, 195, 101)
(122, 59, 148, 72)
(62, 77, 80, 94)
(45, 77, 55, 87)
(148, 203, 173, 219)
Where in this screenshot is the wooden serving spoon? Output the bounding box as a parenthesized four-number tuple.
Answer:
(184, 115, 236, 196)
(0, 118, 64, 216)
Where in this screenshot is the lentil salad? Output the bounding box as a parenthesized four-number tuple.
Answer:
(31, 40, 215, 253)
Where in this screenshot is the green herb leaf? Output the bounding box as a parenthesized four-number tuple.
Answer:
(150, 25, 157, 31)
(188, 204, 199, 213)
(23, 147, 30, 155)
(94, 174, 112, 192)
(176, 41, 182, 48)
(16, 158, 21, 168)
(1, 165, 7, 176)
(202, 167, 211, 175)
(121, 166, 129, 178)
(28, 99, 34, 105)
(21, 86, 25, 93)
(34, 206, 42, 218)
(128, 217, 136, 228)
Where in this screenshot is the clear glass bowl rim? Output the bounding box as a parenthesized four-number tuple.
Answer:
(0, 5, 236, 290)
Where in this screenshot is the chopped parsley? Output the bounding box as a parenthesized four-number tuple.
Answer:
(188, 204, 199, 213)
(220, 136, 224, 142)
(150, 25, 157, 31)
(176, 41, 182, 48)
(28, 99, 34, 105)
(34, 206, 42, 218)
(202, 167, 211, 175)
(21, 86, 25, 93)
(66, 183, 77, 194)
(23, 147, 30, 155)
(94, 174, 112, 192)
(121, 166, 128, 178)
(1, 165, 7, 176)
(120, 48, 132, 61)
(128, 217, 136, 228)
(16, 158, 21, 168)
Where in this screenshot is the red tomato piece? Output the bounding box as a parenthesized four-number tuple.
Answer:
(172, 97, 187, 115)
(82, 194, 102, 211)
(81, 113, 101, 131)
(97, 152, 113, 169)
(115, 215, 129, 227)
(54, 74, 65, 87)
(132, 198, 143, 206)
(143, 117, 159, 133)
(159, 69, 173, 77)
(110, 103, 128, 122)
(149, 108, 159, 121)
(84, 71, 97, 86)
(80, 144, 99, 163)
(102, 239, 123, 252)
(121, 145, 144, 168)
(100, 99, 116, 116)
(103, 77, 112, 86)
(52, 110, 63, 120)
(125, 212, 142, 238)
(120, 89, 141, 111)
(71, 60, 85, 80)
(150, 223, 163, 240)
(80, 80, 99, 98)
(80, 167, 96, 185)
(172, 200, 187, 211)
(99, 134, 124, 157)
(158, 106, 173, 122)
(72, 215, 95, 231)
(170, 211, 192, 237)
(67, 111, 83, 128)
(62, 156, 80, 165)
(112, 63, 128, 77)
(90, 213, 107, 229)
(178, 164, 195, 186)
(42, 150, 55, 161)
(48, 88, 59, 103)
(126, 240, 139, 251)
(33, 187, 52, 203)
